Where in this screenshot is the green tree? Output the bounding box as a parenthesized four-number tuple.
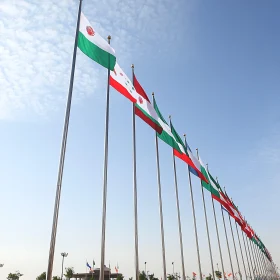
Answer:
(7, 271, 23, 280)
(139, 271, 147, 280)
(148, 273, 159, 280)
(206, 274, 213, 280)
(36, 272, 46, 280)
(167, 274, 176, 280)
(64, 267, 74, 280)
(52, 277, 61, 280)
(215, 271, 222, 279)
(116, 275, 124, 280)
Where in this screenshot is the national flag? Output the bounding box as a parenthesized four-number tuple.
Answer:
(206, 173, 234, 213)
(170, 122, 208, 183)
(110, 63, 163, 133)
(199, 159, 220, 197)
(115, 266, 119, 273)
(86, 262, 92, 269)
(152, 98, 208, 182)
(132, 73, 163, 133)
(78, 13, 116, 70)
(193, 272, 197, 277)
(228, 273, 232, 277)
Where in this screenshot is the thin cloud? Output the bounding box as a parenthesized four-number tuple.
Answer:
(0, 0, 191, 120)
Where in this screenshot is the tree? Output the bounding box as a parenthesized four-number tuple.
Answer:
(116, 275, 124, 280)
(129, 278, 133, 280)
(167, 274, 176, 280)
(7, 271, 23, 280)
(139, 271, 147, 280)
(206, 274, 213, 280)
(64, 267, 74, 280)
(215, 271, 222, 279)
(148, 273, 159, 280)
(53, 277, 61, 280)
(37, 272, 46, 280)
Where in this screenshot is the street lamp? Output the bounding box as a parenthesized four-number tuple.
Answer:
(172, 262, 174, 275)
(61, 252, 68, 280)
(145, 262, 147, 275)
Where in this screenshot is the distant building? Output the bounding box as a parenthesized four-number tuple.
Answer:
(72, 266, 122, 280)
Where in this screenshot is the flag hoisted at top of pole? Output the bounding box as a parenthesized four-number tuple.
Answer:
(78, 12, 116, 70)
(110, 63, 163, 133)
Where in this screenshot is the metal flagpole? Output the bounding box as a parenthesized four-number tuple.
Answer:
(252, 242, 261, 278)
(46, 1, 83, 279)
(183, 135, 202, 280)
(257, 246, 266, 279)
(211, 196, 225, 280)
(255, 243, 264, 278)
(255, 245, 264, 278)
(99, 35, 113, 280)
(227, 215, 242, 279)
(209, 174, 225, 280)
(169, 117, 186, 280)
(241, 230, 253, 280)
(153, 94, 167, 280)
(234, 222, 247, 279)
(249, 239, 261, 278)
(247, 237, 258, 278)
(196, 150, 215, 280)
(220, 205, 234, 280)
(131, 64, 140, 280)
(244, 233, 256, 279)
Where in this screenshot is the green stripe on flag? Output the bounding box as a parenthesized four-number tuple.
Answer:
(78, 32, 116, 70)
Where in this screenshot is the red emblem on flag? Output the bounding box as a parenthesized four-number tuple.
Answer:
(86, 26, 95, 36)
(138, 96, 143, 104)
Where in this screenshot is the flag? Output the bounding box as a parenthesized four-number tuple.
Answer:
(110, 63, 163, 133)
(115, 266, 119, 273)
(152, 97, 208, 182)
(170, 122, 208, 183)
(228, 273, 232, 277)
(199, 159, 220, 197)
(206, 172, 234, 213)
(132, 73, 165, 133)
(86, 262, 92, 269)
(193, 272, 197, 277)
(78, 13, 116, 70)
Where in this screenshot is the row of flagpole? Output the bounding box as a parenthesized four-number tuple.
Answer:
(45, 1, 278, 280)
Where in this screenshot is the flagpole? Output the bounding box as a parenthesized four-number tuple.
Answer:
(256, 243, 264, 278)
(257, 246, 266, 279)
(249, 238, 260, 277)
(255, 244, 264, 278)
(243, 231, 256, 279)
(169, 117, 186, 280)
(131, 64, 140, 280)
(227, 215, 242, 279)
(183, 134, 202, 280)
(153, 94, 167, 280)
(234, 222, 248, 280)
(220, 204, 235, 280)
(251, 241, 261, 278)
(246, 236, 258, 278)
(254, 242, 263, 278)
(208, 173, 226, 280)
(99, 35, 112, 280)
(46, 1, 83, 279)
(196, 150, 215, 280)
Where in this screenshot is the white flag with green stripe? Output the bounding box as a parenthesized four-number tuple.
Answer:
(78, 12, 116, 70)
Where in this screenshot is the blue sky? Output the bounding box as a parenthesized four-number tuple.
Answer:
(0, 0, 279, 279)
